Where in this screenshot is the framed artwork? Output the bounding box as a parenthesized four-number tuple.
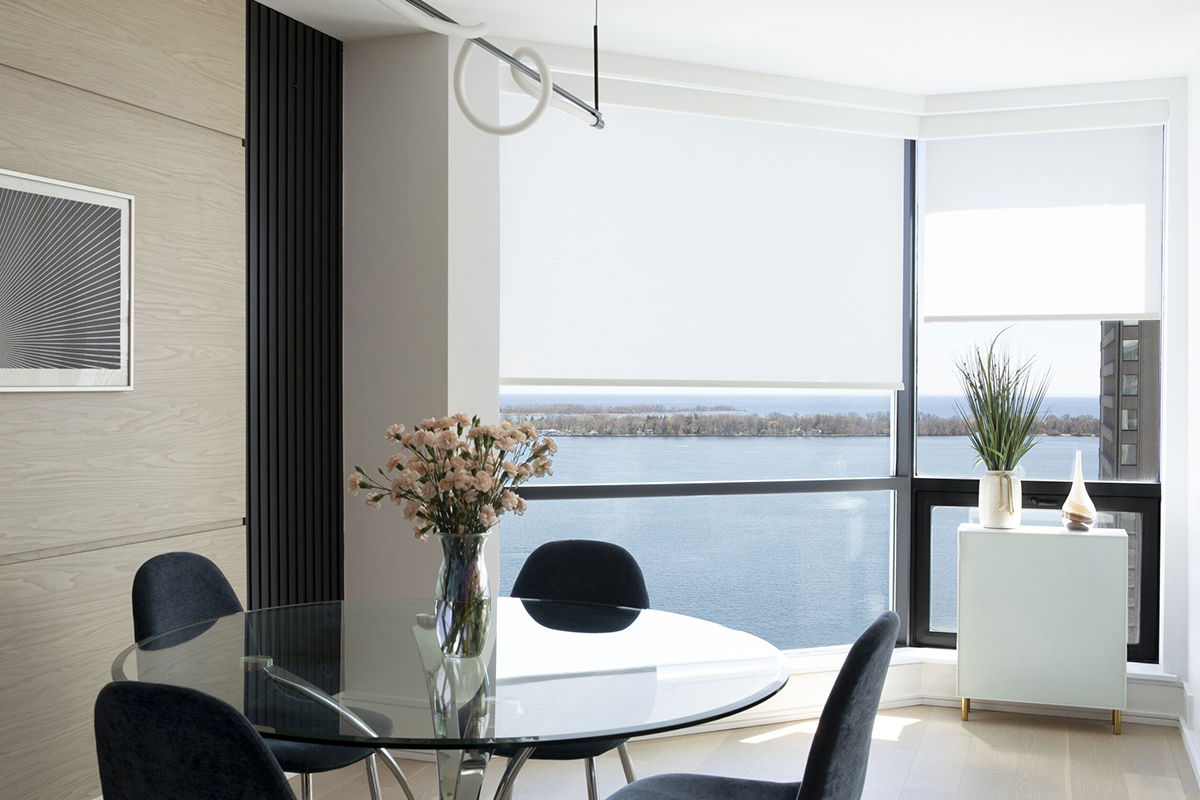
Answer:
(0, 168, 133, 391)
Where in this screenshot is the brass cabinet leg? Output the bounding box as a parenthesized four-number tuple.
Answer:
(961, 698, 970, 721)
(1113, 709, 1122, 735)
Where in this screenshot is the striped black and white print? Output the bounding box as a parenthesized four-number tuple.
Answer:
(0, 184, 124, 371)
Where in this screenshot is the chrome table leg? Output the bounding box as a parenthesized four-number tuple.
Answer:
(617, 743, 637, 784)
(366, 754, 383, 800)
(493, 747, 533, 800)
(300, 773, 314, 800)
(585, 757, 599, 800)
(436, 748, 491, 800)
(375, 748, 419, 800)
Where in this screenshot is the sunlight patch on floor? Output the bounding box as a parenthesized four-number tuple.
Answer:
(739, 714, 920, 745)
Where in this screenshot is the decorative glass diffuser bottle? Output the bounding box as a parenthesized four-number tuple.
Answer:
(1061, 449, 1097, 530)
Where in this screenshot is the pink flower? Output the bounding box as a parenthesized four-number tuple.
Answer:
(401, 500, 422, 520)
(438, 476, 454, 492)
(453, 469, 475, 491)
(419, 418, 438, 430)
(478, 505, 498, 528)
(419, 481, 437, 500)
(518, 422, 537, 438)
(499, 490, 519, 510)
(502, 461, 519, 476)
(386, 453, 404, 471)
(454, 412, 471, 425)
(346, 473, 361, 495)
(366, 497, 382, 510)
(436, 429, 459, 450)
(475, 472, 495, 491)
(394, 469, 419, 490)
(516, 496, 527, 514)
(385, 423, 405, 441)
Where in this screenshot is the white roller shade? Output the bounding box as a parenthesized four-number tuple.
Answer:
(499, 98, 905, 390)
(920, 126, 1163, 322)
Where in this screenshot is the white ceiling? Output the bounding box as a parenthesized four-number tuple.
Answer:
(264, 0, 1200, 95)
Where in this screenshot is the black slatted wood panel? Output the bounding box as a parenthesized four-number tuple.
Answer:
(247, 1, 343, 609)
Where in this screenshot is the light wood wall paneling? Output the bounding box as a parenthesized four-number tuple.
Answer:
(0, 0, 244, 137)
(0, 526, 246, 800)
(0, 63, 246, 558)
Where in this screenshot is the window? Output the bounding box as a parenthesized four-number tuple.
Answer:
(501, 95, 1164, 662)
(502, 389, 893, 484)
(915, 487, 1158, 661)
(1121, 444, 1138, 466)
(500, 99, 906, 652)
(916, 319, 1102, 480)
(911, 125, 1163, 661)
(499, 491, 893, 650)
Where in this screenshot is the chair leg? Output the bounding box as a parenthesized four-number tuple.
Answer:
(374, 748, 418, 800)
(300, 773, 314, 800)
(365, 754, 383, 800)
(584, 757, 599, 800)
(617, 743, 637, 784)
(493, 748, 533, 800)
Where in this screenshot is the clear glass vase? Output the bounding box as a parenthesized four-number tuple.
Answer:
(433, 530, 492, 658)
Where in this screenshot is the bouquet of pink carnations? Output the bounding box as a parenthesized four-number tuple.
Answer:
(347, 413, 555, 539)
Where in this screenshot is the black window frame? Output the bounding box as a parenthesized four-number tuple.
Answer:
(909, 479, 1161, 663)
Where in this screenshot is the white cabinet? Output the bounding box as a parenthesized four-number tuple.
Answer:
(956, 523, 1127, 732)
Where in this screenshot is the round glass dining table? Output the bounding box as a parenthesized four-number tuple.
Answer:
(112, 596, 789, 800)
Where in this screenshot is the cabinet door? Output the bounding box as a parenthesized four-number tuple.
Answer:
(957, 528, 1126, 710)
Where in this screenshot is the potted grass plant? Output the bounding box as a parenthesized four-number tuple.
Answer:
(955, 333, 1050, 529)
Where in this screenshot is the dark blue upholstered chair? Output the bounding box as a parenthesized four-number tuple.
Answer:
(495, 540, 650, 800)
(131, 552, 414, 800)
(605, 611, 900, 800)
(95, 681, 297, 800)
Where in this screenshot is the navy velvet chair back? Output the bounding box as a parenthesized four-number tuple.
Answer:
(95, 681, 296, 800)
(132, 552, 243, 643)
(796, 611, 899, 800)
(512, 539, 650, 609)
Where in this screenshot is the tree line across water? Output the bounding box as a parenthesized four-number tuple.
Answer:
(500, 409, 1100, 437)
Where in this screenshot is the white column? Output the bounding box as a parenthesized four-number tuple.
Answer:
(343, 32, 500, 601)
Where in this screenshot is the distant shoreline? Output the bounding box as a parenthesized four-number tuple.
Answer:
(501, 409, 1100, 438)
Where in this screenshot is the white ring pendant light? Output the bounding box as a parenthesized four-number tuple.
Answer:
(455, 44, 554, 136)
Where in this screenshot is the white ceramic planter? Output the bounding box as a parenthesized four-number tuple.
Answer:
(978, 470, 1022, 529)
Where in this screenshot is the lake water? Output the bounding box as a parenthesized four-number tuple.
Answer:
(498, 418, 1101, 650)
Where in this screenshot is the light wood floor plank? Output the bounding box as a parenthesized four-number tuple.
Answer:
(285, 706, 1198, 800)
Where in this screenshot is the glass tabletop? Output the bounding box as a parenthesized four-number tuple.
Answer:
(112, 596, 789, 749)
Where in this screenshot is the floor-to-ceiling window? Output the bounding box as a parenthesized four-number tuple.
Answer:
(498, 92, 1164, 661)
(912, 126, 1164, 661)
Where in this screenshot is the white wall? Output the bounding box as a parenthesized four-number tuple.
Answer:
(343, 32, 500, 603)
(1183, 55, 1200, 752)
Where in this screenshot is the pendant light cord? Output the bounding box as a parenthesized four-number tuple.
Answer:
(593, 0, 600, 111)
